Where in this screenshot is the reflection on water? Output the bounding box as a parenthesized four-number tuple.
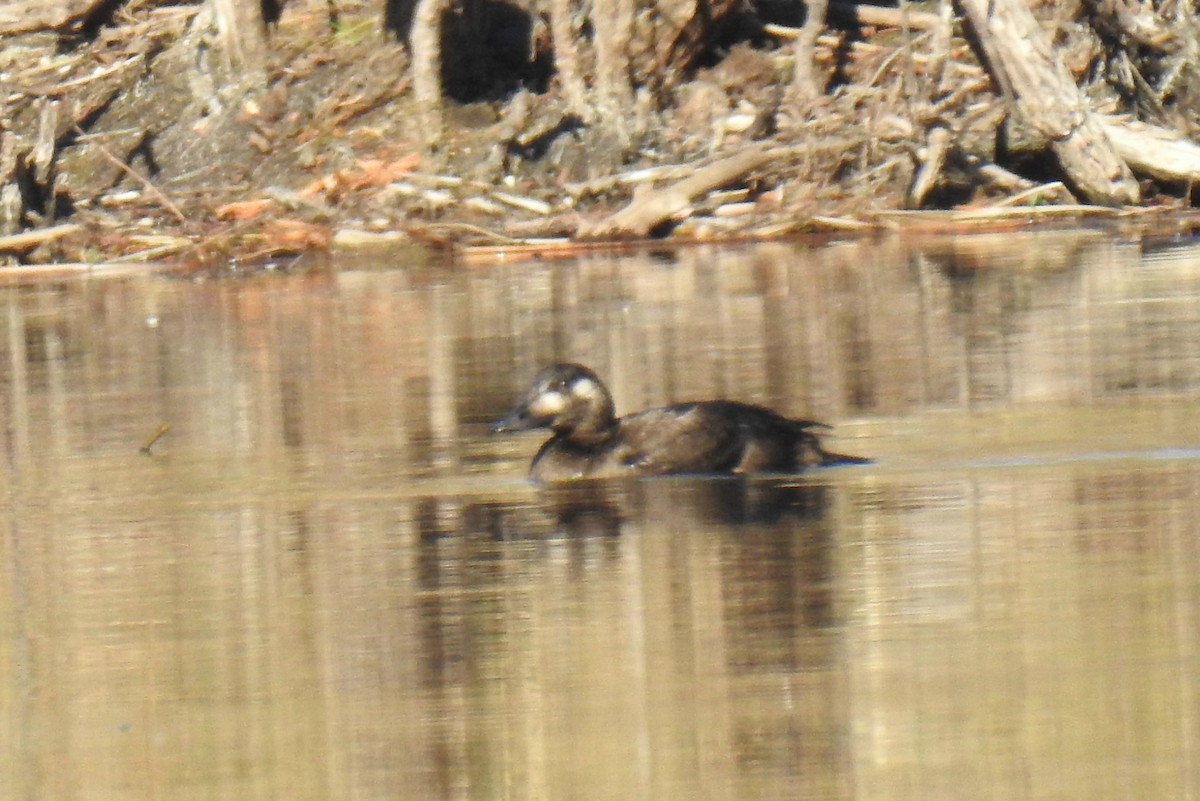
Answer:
(2, 232, 1200, 801)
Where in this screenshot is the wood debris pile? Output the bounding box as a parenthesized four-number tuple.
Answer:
(2, 0, 1200, 267)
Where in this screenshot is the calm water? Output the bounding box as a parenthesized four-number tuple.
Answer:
(2, 231, 1199, 801)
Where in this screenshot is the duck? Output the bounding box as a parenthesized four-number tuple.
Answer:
(492, 363, 869, 481)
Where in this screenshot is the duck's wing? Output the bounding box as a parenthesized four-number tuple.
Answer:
(614, 404, 746, 475)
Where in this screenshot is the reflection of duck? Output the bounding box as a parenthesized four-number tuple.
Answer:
(493, 363, 870, 482)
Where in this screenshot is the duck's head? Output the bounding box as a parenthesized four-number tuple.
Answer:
(492, 363, 617, 441)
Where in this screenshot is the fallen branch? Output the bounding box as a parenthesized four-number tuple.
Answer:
(990, 181, 1072, 207)
(0, 223, 82, 253)
(949, 204, 1121, 222)
(956, 153, 1036, 193)
(0, 261, 184, 282)
(577, 147, 777, 239)
(26, 55, 145, 99)
(565, 164, 701, 200)
(489, 191, 554, 216)
(764, 24, 983, 76)
(461, 238, 673, 266)
(828, 0, 945, 30)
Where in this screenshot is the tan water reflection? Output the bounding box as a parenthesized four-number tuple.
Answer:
(2, 233, 1199, 801)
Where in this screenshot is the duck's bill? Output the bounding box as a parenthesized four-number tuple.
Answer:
(491, 408, 538, 433)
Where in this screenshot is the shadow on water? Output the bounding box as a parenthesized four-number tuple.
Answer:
(440, 476, 839, 538)
(404, 475, 849, 791)
(415, 477, 843, 635)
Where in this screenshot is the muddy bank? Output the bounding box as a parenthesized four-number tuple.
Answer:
(3, 0, 1200, 268)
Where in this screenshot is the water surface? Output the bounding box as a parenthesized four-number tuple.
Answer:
(2, 231, 1199, 801)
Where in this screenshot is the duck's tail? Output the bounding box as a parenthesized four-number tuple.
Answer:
(796, 432, 871, 468)
(819, 449, 873, 467)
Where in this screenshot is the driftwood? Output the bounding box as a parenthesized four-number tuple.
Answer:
(958, 0, 1139, 205)
(1100, 118, 1200, 184)
(577, 147, 776, 239)
(0, 0, 101, 34)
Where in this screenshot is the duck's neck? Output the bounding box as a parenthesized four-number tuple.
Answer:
(555, 395, 617, 447)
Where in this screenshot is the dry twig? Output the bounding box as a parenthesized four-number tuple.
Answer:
(79, 125, 187, 223)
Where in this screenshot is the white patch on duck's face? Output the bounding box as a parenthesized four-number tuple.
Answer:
(527, 388, 569, 418)
(570, 376, 602, 401)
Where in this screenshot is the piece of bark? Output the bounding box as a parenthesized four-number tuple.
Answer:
(958, 0, 1139, 205)
(577, 147, 776, 239)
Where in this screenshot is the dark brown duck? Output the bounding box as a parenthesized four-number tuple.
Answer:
(492, 363, 870, 481)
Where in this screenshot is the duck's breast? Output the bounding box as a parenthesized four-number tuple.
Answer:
(529, 437, 633, 481)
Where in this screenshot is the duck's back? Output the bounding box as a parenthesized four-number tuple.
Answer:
(529, 400, 828, 480)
